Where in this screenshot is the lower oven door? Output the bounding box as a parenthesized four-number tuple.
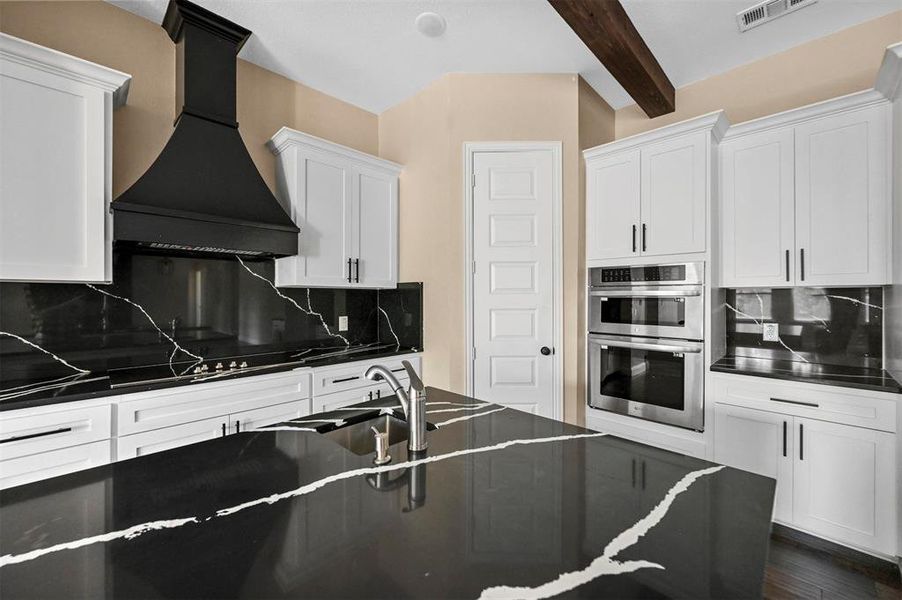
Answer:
(587, 334, 704, 431)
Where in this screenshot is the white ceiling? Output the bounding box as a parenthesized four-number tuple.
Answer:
(107, 0, 900, 114)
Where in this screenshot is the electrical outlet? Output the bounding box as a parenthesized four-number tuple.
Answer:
(762, 323, 779, 342)
(338, 316, 349, 332)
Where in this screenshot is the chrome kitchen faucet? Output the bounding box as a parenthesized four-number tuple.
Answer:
(364, 360, 428, 452)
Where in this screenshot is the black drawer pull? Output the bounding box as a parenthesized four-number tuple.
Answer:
(1, 427, 73, 444)
(770, 397, 819, 408)
(782, 421, 787, 457)
(785, 250, 790, 282)
(800, 248, 805, 281)
(222, 423, 226, 437)
(799, 423, 804, 461)
(333, 375, 360, 384)
(391, 368, 405, 373)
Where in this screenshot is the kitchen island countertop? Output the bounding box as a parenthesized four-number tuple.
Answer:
(0, 388, 775, 599)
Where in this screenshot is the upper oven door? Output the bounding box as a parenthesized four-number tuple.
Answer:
(588, 286, 704, 340)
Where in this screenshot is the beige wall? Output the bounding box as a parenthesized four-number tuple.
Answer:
(379, 74, 614, 423)
(0, 0, 378, 198)
(616, 10, 902, 138)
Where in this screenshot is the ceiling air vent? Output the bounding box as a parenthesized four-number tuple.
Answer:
(737, 0, 817, 32)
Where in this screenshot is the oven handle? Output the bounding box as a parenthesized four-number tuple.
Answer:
(588, 335, 702, 354)
(589, 289, 701, 298)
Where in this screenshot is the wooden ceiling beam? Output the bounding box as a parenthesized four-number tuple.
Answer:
(548, 0, 675, 118)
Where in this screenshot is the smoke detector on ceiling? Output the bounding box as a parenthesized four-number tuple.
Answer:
(737, 0, 817, 32)
(415, 12, 446, 38)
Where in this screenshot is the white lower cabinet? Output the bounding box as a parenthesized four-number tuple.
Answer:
(712, 375, 897, 557)
(0, 440, 110, 489)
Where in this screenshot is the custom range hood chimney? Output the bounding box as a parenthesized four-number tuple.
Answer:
(112, 0, 299, 257)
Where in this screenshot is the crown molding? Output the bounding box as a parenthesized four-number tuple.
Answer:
(875, 42, 902, 101)
(583, 110, 729, 160)
(268, 126, 402, 174)
(0, 33, 131, 108)
(722, 89, 888, 141)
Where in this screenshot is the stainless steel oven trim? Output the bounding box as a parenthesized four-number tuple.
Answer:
(587, 334, 704, 431)
(588, 286, 704, 340)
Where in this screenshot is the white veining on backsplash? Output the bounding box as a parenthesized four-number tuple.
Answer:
(823, 294, 883, 311)
(724, 301, 809, 363)
(0, 431, 607, 567)
(236, 257, 350, 346)
(85, 284, 204, 375)
(0, 332, 90, 374)
(478, 465, 725, 600)
(377, 306, 400, 349)
(801, 311, 831, 332)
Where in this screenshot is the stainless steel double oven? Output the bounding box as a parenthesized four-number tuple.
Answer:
(587, 262, 705, 431)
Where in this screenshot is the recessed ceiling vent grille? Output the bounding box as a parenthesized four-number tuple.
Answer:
(737, 0, 817, 32)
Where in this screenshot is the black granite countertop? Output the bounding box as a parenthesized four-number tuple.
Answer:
(711, 356, 902, 394)
(0, 344, 420, 412)
(0, 388, 776, 599)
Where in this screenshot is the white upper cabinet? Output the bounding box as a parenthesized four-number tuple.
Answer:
(720, 92, 892, 287)
(584, 112, 727, 262)
(269, 128, 401, 289)
(586, 150, 641, 260)
(721, 128, 795, 287)
(0, 34, 130, 283)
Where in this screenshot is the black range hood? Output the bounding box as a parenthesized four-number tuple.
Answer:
(112, 0, 299, 258)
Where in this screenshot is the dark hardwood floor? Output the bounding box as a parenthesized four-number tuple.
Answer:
(764, 525, 901, 599)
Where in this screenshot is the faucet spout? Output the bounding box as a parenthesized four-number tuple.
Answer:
(365, 362, 428, 452)
(364, 365, 410, 417)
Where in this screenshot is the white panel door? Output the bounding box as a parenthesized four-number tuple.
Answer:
(713, 403, 793, 522)
(585, 150, 640, 260)
(640, 132, 707, 256)
(115, 417, 226, 461)
(792, 417, 896, 555)
(794, 105, 889, 286)
(354, 166, 398, 288)
(0, 440, 110, 489)
(276, 155, 354, 287)
(473, 150, 555, 418)
(313, 388, 374, 414)
(721, 128, 795, 287)
(231, 400, 310, 434)
(0, 58, 109, 282)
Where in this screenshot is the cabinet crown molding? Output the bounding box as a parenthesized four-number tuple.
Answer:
(875, 42, 902, 101)
(722, 89, 888, 141)
(268, 126, 402, 174)
(0, 33, 131, 107)
(583, 110, 729, 160)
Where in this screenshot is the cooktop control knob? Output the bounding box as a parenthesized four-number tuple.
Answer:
(239, 362, 248, 369)
(215, 363, 223, 370)
(229, 361, 237, 369)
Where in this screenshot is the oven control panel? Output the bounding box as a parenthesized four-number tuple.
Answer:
(590, 262, 703, 287)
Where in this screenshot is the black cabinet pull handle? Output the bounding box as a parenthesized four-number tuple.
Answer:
(354, 258, 360, 283)
(376, 389, 381, 399)
(347, 258, 352, 283)
(368, 391, 373, 401)
(800, 248, 805, 281)
(785, 250, 790, 282)
(782, 421, 787, 457)
(631, 459, 636, 487)
(390, 367, 406, 373)
(235, 420, 240, 433)
(771, 397, 818, 408)
(222, 423, 226, 437)
(632, 224, 637, 253)
(1, 427, 72, 444)
(799, 423, 804, 461)
(333, 375, 360, 383)
(641, 223, 647, 252)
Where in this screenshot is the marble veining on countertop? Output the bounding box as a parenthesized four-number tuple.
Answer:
(0, 388, 775, 599)
(711, 355, 901, 394)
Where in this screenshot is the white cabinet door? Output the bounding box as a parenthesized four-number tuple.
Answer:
(0, 42, 126, 283)
(794, 105, 890, 286)
(354, 166, 398, 288)
(231, 400, 310, 433)
(275, 152, 354, 287)
(313, 388, 374, 414)
(116, 417, 226, 461)
(0, 440, 111, 489)
(586, 150, 640, 261)
(721, 128, 795, 287)
(713, 403, 793, 522)
(640, 132, 707, 256)
(792, 418, 896, 555)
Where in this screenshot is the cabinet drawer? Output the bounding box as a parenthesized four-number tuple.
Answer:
(116, 417, 225, 461)
(311, 354, 420, 396)
(115, 370, 311, 436)
(0, 404, 111, 460)
(0, 440, 111, 489)
(233, 399, 310, 432)
(712, 374, 896, 432)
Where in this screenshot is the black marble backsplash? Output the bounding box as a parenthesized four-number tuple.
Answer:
(725, 287, 882, 368)
(0, 251, 422, 383)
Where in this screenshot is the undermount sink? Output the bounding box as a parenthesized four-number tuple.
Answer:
(321, 414, 436, 456)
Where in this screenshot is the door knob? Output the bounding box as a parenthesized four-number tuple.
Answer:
(540, 346, 552, 356)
